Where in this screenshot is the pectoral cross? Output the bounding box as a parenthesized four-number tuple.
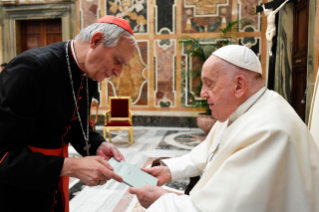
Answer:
(84, 142, 91, 156)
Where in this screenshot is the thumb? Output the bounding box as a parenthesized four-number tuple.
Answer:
(129, 187, 138, 194)
(110, 147, 123, 161)
(98, 157, 113, 170)
(141, 167, 153, 174)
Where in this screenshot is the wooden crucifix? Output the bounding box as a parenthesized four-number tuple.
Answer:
(250, 0, 295, 15)
(250, 0, 294, 56)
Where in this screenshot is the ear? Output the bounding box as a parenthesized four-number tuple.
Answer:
(89, 32, 104, 49)
(234, 75, 247, 99)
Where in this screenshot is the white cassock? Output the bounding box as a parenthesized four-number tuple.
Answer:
(147, 87, 319, 212)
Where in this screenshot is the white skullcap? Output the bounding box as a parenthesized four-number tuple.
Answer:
(212, 44, 262, 74)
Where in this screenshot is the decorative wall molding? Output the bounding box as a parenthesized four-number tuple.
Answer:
(154, 39, 176, 108)
(107, 40, 149, 106)
(238, 0, 261, 32)
(106, 0, 148, 34)
(154, 0, 176, 34)
(184, 0, 229, 17)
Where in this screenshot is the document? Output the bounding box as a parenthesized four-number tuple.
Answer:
(109, 157, 158, 188)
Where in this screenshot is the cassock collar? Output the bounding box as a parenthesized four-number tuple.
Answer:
(228, 87, 267, 126)
(69, 40, 86, 76)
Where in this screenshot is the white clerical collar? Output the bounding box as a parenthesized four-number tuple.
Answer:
(70, 40, 86, 76)
(228, 87, 267, 125)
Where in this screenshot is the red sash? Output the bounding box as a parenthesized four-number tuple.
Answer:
(28, 145, 69, 212)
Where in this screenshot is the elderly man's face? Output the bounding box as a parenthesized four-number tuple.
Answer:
(200, 56, 238, 122)
(84, 36, 135, 82)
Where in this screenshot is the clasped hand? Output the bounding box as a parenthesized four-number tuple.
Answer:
(61, 142, 124, 186)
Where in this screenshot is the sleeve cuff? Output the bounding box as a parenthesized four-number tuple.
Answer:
(161, 154, 201, 181)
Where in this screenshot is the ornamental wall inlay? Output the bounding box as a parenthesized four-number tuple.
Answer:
(185, 0, 228, 16)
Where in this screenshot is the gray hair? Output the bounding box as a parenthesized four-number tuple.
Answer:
(75, 23, 137, 48)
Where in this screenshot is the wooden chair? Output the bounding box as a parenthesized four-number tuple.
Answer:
(89, 99, 99, 131)
(103, 96, 133, 146)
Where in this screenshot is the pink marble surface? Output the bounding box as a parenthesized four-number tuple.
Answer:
(108, 41, 148, 105)
(112, 189, 136, 212)
(155, 40, 176, 107)
(81, 0, 99, 28)
(239, 0, 260, 31)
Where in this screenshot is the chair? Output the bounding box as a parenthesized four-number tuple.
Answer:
(89, 99, 99, 131)
(103, 96, 133, 146)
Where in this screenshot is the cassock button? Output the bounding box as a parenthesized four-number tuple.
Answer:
(80, 86, 83, 89)
(74, 117, 78, 121)
(77, 107, 80, 110)
(68, 126, 71, 129)
(79, 96, 82, 100)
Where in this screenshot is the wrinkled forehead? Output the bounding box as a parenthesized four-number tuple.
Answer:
(114, 38, 135, 59)
(202, 55, 229, 79)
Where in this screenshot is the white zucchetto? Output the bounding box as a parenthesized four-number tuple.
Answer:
(212, 44, 262, 74)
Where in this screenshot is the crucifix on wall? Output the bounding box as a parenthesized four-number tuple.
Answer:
(250, 0, 293, 56)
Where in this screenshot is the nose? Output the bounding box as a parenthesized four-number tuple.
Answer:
(200, 87, 208, 98)
(113, 65, 124, 77)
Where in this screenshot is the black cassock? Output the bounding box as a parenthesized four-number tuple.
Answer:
(0, 42, 105, 212)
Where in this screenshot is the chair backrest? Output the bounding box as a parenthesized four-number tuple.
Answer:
(109, 96, 132, 121)
(90, 99, 99, 123)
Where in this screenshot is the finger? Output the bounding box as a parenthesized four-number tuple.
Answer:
(129, 187, 138, 194)
(94, 157, 122, 182)
(110, 147, 123, 161)
(97, 157, 114, 170)
(140, 167, 153, 173)
(118, 152, 125, 161)
(99, 166, 123, 182)
(110, 172, 123, 182)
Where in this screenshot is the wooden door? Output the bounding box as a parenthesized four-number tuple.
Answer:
(21, 19, 62, 52)
(291, 0, 309, 121)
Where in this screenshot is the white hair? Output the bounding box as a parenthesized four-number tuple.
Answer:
(75, 23, 137, 48)
(215, 56, 265, 89)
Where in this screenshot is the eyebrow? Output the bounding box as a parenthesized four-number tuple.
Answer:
(120, 57, 127, 66)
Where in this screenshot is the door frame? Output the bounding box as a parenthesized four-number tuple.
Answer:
(1, 1, 76, 63)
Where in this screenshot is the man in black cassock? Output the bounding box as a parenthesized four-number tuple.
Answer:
(0, 16, 136, 212)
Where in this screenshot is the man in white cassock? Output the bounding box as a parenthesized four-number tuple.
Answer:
(129, 45, 319, 212)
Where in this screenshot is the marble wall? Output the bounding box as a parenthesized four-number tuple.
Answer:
(1, 0, 319, 124)
(80, 0, 99, 28)
(0, 0, 266, 118)
(100, 0, 264, 116)
(108, 41, 148, 106)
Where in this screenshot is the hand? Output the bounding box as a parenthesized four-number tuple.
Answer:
(61, 156, 123, 186)
(141, 166, 171, 186)
(129, 185, 168, 208)
(96, 142, 125, 161)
